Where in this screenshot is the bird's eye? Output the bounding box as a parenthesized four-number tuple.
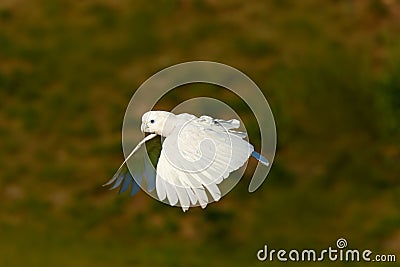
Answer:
(150, 119, 155, 124)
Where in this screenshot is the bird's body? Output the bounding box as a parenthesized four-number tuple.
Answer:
(105, 111, 269, 211)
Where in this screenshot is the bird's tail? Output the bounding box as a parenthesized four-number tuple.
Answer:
(251, 151, 270, 166)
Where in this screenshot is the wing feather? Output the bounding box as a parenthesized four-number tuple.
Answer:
(156, 172, 167, 201)
(164, 180, 179, 205)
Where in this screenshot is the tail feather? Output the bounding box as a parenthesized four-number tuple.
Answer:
(251, 151, 270, 166)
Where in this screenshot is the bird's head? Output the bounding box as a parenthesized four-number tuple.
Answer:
(141, 111, 176, 137)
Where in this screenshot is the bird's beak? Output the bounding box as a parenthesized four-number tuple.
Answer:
(140, 123, 146, 133)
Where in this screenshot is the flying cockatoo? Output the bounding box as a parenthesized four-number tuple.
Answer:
(104, 111, 269, 211)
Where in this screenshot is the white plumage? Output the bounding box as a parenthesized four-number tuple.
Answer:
(104, 111, 269, 211)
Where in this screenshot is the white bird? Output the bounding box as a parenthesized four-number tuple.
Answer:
(104, 111, 269, 211)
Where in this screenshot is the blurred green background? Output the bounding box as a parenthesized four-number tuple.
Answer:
(1, 0, 399, 266)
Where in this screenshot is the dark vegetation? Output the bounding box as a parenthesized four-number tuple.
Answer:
(0, 0, 399, 266)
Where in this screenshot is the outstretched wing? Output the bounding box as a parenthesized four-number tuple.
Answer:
(103, 154, 156, 196)
(155, 116, 254, 211)
(104, 134, 157, 195)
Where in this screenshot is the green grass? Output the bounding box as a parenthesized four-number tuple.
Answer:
(0, 0, 399, 266)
